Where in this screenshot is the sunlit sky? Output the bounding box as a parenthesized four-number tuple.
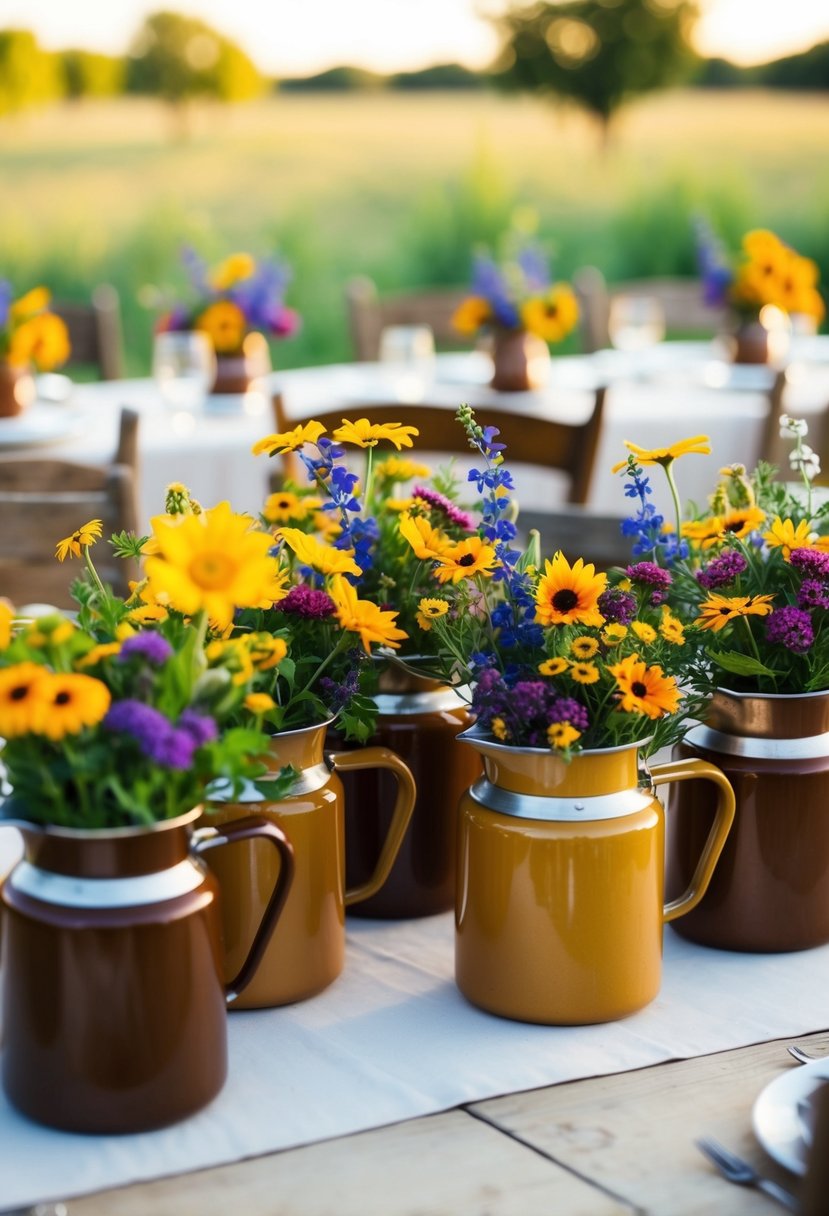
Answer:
(0, 0, 827, 74)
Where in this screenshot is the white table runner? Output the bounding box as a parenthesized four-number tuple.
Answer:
(1, 827, 827, 1208)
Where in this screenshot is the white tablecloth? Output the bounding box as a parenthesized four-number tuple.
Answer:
(2, 339, 828, 533)
(0, 824, 827, 1209)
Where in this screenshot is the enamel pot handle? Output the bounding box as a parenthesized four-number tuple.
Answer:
(650, 758, 736, 924)
(191, 817, 295, 1001)
(327, 746, 416, 907)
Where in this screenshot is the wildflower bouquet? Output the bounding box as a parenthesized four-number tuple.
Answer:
(0, 510, 285, 828)
(392, 405, 700, 757)
(451, 234, 579, 344)
(0, 282, 71, 370)
(618, 419, 829, 695)
(696, 222, 824, 327)
(157, 248, 300, 355)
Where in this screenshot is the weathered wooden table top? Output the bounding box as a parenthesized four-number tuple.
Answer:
(69, 1029, 829, 1216)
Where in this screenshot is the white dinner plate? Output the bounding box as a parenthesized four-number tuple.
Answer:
(0, 405, 86, 449)
(752, 1057, 829, 1175)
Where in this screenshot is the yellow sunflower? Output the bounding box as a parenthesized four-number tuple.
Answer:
(374, 457, 432, 483)
(631, 621, 657, 645)
(55, 519, 103, 562)
(244, 692, 276, 716)
(520, 283, 579, 343)
(538, 657, 569, 676)
(0, 662, 50, 737)
(534, 552, 607, 628)
(208, 252, 256, 290)
(37, 671, 112, 740)
(451, 296, 492, 335)
(398, 512, 450, 560)
(329, 575, 408, 653)
(195, 300, 247, 353)
(246, 633, 288, 671)
(278, 526, 361, 577)
(602, 623, 628, 645)
(11, 312, 71, 371)
(570, 636, 599, 660)
(252, 420, 327, 458)
(0, 597, 13, 648)
(695, 593, 775, 632)
(608, 654, 681, 720)
(547, 721, 581, 750)
(570, 662, 600, 685)
(76, 642, 122, 668)
(659, 609, 685, 645)
(331, 418, 419, 450)
(416, 597, 450, 631)
(763, 517, 822, 560)
(262, 491, 322, 524)
(144, 501, 281, 630)
(611, 435, 710, 474)
(434, 536, 498, 584)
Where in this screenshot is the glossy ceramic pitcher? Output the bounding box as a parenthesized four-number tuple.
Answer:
(0, 806, 294, 1133)
(204, 720, 416, 1008)
(454, 731, 735, 1025)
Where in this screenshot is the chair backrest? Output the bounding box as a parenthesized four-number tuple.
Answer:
(53, 284, 125, 381)
(574, 266, 727, 353)
(272, 387, 607, 506)
(345, 276, 470, 362)
(0, 408, 140, 609)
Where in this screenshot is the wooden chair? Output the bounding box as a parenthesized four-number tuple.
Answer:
(272, 387, 607, 507)
(345, 276, 470, 362)
(0, 408, 140, 609)
(574, 266, 727, 353)
(53, 284, 125, 381)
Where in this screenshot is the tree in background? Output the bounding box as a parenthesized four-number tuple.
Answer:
(61, 51, 125, 100)
(126, 11, 263, 111)
(0, 29, 61, 117)
(493, 0, 699, 141)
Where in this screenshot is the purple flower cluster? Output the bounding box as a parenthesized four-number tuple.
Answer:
(765, 606, 814, 654)
(117, 633, 173, 666)
(175, 246, 300, 339)
(469, 243, 551, 330)
(412, 486, 474, 531)
(789, 549, 829, 579)
(798, 579, 829, 611)
(597, 588, 636, 625)
(696, 550, 748, 590)
(626, 561, 673, 605)
(104, 699, 217, 770)
(472, 668, 589, 748)
(276, 584, 336, 619)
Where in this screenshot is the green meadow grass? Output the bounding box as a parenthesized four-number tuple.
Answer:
(1, 88, 827, 374)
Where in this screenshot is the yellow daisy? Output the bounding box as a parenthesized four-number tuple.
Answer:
(252, 420, 327, 458)
(415, 597, 450, 631)
(76, 642, 122, 668)
(547, 721, 581, 750)
(0, 662, 50, 737)
(570, 636, 599, 660)
(538, 657, 569, 676)
(570, 662, 600, 685)
(329, 575, 408, 653)
(331, 418, 419, 450)
(534, 552, 607, 628)
(612, 435, 710, 474)
(195, 300, 246, 353)
(608, 654, 681, 720)
(399, 512, 450, 560)
(695, 593, 775, 633)
(37, 671, 112, 740)
(451, 296, 492, 335)
(434, 536, 498, 584)
(278, 526, 361, 577)
(491, 716, 509, 741)
(244, 692, 276, 716)
(262, 491, 321, 524)
(520, 283, 579, 343)
(602, 623, 628, 645)
(763, 517, 820, 560)
(374, 457, 432, 483)
(631, 621, 657, 645)
(55, 519, 103, 562)
(659, 609, 686, 645)
(208, 252, 256, 290)
(0, 598, 14, 648)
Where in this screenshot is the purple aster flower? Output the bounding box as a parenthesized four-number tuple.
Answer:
(412, 486, 475, 531)
(276, 584, 336, 619)
(696, 550, 748, 590)
(789, 549, 829, 580)
(797, 579, 829, 611)
(178, 709, 218, 747)
(152, 727, 197, 770)
(765, 606, 814, 654)
(626, 562, 673, 590)
(105, 699, 195, 768)
(598, 588, 637, 624)
(117, 633, 173, 666)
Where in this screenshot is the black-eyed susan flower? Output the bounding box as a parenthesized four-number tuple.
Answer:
(331, 418, 419, 450)
(252, 420, 327, 458)
(570, 636, 599, 660)
(434, 536, 498, 584)
(0, 598, 13, 648)
(398, 512, 450, 560)
(329, 575, 408, 653)
(55, 519, 103, 562)
(262, 490, 321, 525)
(611, 435, 710, 474)
(416, 598, 449, 631)
(520, 283, 579, 343)
(763, 517, 829, 560)
(631, 621, 657, 645)
(569, 662, 600, 685)
(608, 654, 681, 720)
(547, 721, 581, 750)
(601, 623, 628, 646)
(659, 609, 685, 645)
(0, 662, 49, 737)
(695, 593, 775, 632)
(538, 657, 569, 676)
(195, 299, 246, 353)
(37, 671, 112, 740)
(278, 526, 361, 577)
(534, 552, 607, 628)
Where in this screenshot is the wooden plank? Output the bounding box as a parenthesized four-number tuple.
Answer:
(70, 1108, 632, 1216)
(471, 1031, 829, 1215)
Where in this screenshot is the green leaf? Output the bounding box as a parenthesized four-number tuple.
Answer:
(707, 649, 777, 678)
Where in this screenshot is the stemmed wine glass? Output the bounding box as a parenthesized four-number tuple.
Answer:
(608, 295, 666, 352)
(152, 331, 216, 420)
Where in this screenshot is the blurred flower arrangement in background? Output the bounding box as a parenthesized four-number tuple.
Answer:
(451, 230, 579, 345)
(156, 248, 301, 354)
(696, 221, 825, 329)
(0, 283, 71, 371)
(617, 417, 829, 695)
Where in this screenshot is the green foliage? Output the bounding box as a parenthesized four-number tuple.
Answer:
(125, 10, 263, 105)
(493, 0, 699, 131)
(390, 63, 485, 91)
(0, 29, 61, 116)
(279, 65, 386, 92)
(60, 50, 125, 99)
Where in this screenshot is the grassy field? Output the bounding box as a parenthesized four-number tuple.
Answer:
(1, 88, 828, 374)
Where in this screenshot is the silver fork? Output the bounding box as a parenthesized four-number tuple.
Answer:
(696, 1137, 801, 1211)
(788, 1044, 822, 1065)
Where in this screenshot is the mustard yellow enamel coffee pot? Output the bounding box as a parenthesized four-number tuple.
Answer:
(455, 729, 735, 1025)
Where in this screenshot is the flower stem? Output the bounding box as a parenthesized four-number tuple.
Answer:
(83, 544, 108, 602)
(663, 461, 684, 548)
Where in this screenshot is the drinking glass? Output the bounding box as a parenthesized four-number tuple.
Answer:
(378, 325, 435, 368)
(608, 295, 666, 352)
(152, 331, 216, 415)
